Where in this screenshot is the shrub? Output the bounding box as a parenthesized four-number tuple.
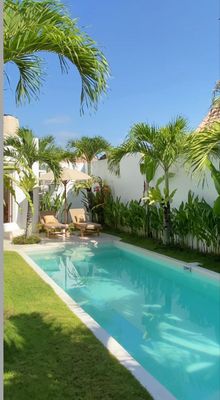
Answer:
(12, 235, 41, 245)
(103, 191, 220, 254)
(68, 223, 76, 234)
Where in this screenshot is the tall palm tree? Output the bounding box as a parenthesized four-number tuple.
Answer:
(68, 136, 110, 175)
(4, 0, 110, 111)
(4, 128, 65, 236)
(108, 116, 188, 244)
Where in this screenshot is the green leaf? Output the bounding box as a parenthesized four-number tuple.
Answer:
(213, 196, 220, 216)
(206, 160, 220, 195)
(140, 156, 157, 183)
(156, 173, 175, 188)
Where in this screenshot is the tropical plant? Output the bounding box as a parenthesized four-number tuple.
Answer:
(3, 161, 36, 213)
(40, 191, 65, 214)
(12, 234, 41, 245)
(74, 176, 111, 223)
(4, 128, 65, 236)
(68, 136, 110, 175)
(4, 162, 20, 205)
(103, 195, 164, 240)
(172, 191, 220, 253)
(186, 121, 220, 215)
(103, 191, 220, 254)
(4, 0, 109, 111)
(125, 200, 146, 235)
(108, 116, 188, 244)
(74, 177, 97, 216)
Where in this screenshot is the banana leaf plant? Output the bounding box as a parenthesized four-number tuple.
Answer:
(205, 160, 220, 216)
(145, 174, 177, 243)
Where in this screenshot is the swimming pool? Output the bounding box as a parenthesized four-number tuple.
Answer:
(27, 242, 220, 400)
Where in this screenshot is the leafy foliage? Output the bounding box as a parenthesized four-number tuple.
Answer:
(4, 128, 64, 180)
(186, 122, 220, 173)
(4, 128, 66, 236)
(172, 191, 220, 253)
(4, 161, 37, 213)
(40, 192, 64, 213)
(103, 191, 220, 254)
(146, 174, 177, 206)
(68, 136, 110, 174)
(108, 116, 188, 244)
(4, 0, 109, 111)
(186, 121, 220, 216)
(12, 234, 41, 244)
(108, 117, 187, 174)
(74, 177, 111, 224)
(103, 195, 163, 238)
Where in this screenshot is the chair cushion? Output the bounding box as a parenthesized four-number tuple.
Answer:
(44, 215, 59, 225)
(76, 214, 86, 223)
(86, 224, 98, 230)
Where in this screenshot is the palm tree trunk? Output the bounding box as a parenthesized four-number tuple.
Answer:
(87, 161, 92, 175)
(86, 161, 92, 219)
(163, 201, 171, 245)
(143, 179, 151, 237)
(25, 190, 34, 237)
(163, 171, 172, 245)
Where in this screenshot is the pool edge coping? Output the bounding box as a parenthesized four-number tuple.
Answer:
(17, 249, 176, 400)
(114, 240, 220, 282)
(7, 232, 219, 282)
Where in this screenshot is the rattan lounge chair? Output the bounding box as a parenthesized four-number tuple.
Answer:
(69, 208, 101, 237)
(40, 211, 69, 237)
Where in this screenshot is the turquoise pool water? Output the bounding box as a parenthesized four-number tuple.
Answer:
(28, 243, 220, 400)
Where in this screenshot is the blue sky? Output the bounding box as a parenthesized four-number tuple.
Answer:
(4, 0, 219, 146)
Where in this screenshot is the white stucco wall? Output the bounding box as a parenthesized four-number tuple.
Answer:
(91, 155, 217, 207)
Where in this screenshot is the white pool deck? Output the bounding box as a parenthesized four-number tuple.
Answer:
(4, 232, 120, 251)
(4, 232, 220, 400)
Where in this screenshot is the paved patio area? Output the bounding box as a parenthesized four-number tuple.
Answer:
(4, 232, 121, 252)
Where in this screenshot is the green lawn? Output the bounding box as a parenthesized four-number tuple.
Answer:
(4, 251, 152, 400)
(104, 228, 220, 274)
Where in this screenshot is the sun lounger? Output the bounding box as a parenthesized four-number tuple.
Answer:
(40, 211, 69, 237)
(69, 208, 101, 237)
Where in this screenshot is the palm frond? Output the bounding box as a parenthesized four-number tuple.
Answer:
(186, 121, 220, 173)
(108, 117, 187, 176)
(4, 0, 110, 110)
(68, 136, 110, 162)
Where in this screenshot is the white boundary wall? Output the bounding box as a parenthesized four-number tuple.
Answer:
(91, 154, 217, 207)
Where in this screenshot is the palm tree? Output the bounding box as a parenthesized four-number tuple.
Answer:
(4, 128, 65, 236)
(4, 161, 36, 212)
(108, 116, 188, 244)
(186, 81, 220, 215)
(4, 0, 110, 111)
(186, 121, 220, 215)
(68, 136, 110, 175)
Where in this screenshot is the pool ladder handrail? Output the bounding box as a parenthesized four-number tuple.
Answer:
(183, 265, 192, 272)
